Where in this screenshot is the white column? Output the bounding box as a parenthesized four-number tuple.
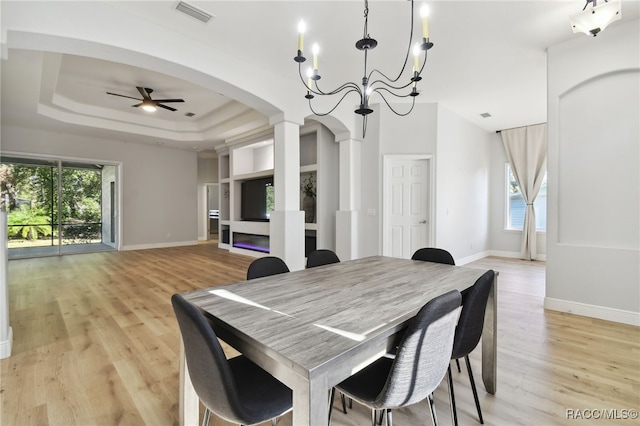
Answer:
(269, 119, 305, 271)
(336, 138, 361, 261)
(0, 209, 13, 359)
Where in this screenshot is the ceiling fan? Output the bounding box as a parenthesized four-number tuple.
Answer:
(106, 86, 184, 112)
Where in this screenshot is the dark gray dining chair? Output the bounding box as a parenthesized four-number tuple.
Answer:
(330, 290, 462, 426)
(172, 294, 292, 426)
(246, 256, 290, 280)
(447, 270, 495, 426)
(306, 249, 340, 268)
(411, 247, 455, 265)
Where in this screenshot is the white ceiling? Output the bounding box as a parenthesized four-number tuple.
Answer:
(2, 1, 638, 152)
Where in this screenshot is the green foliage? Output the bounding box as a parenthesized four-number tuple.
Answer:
(301, 174, 316, 198)
(266, 185, 275, 216)
(1, 163, 102, 224)
(0, 164, 17, 209)
(63, 223, 101, 244)
(7, 205, 52, 240)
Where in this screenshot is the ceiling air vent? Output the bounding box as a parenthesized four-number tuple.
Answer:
(175, 1, 213, 23)
(185, 112, 196, 117)
(480, 112, 492, 118)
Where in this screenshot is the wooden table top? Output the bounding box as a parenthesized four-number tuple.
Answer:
(183, 255, 488, 381)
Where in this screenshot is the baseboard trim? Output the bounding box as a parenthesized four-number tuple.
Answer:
(456, 251, 491, 265)
(488, 250, 546, 261)
(0, 327, 13, 359)
(544, 297, 640, 326)
(122, 241, 198, 251)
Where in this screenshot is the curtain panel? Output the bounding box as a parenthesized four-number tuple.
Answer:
(501, 123, 547, 260)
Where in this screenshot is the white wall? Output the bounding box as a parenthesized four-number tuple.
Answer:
(546, 20, 640, 325)
(435, 105, 491, 263)
(359, 104, 439, 257)
(1, 125, 199, 249)
(358, 102, 492, 263)
(315, 124, 339, 251)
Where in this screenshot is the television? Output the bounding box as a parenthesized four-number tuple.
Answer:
(240, 177, 274, 221)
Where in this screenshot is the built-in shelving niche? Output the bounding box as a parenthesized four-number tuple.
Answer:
(216, 123, 338, 257)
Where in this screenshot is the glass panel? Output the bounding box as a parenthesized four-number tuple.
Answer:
(0, 161, 58, 250)
(60, 165, 103, 245)
(2, 157, 115, 258)
(507, 165, 547, 231)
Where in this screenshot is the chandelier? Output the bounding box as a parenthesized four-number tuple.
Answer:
(294, 0, 433, 137)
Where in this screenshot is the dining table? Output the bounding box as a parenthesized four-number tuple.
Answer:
(179, 255, 498, 426)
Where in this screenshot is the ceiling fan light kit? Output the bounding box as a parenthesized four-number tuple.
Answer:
(294, 0, 433, 137)
(106, 86, 185, 112)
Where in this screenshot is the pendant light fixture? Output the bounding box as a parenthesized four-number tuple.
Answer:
(570, 0, 621, 36)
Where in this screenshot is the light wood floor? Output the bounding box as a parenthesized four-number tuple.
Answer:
(1, 245, 638, 425)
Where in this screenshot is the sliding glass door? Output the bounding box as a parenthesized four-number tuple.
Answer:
(0, 156, 118, 259)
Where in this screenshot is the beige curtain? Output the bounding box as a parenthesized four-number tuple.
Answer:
(501, 124, 547, 260)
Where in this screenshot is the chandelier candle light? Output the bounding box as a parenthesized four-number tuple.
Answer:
(294, 0, 433, 137)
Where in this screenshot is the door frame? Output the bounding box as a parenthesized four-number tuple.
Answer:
(382, 154, 435, 256)
(204, 183, 220, 240)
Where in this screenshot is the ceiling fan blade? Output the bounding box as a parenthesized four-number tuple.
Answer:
(106, 92, 141, 101)
(152, 99, 185, 103)
(137, 86, 151, 100)
(157, 104, 177, 112)
(132, 103, 143, 108)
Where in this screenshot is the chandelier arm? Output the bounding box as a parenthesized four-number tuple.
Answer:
(314, 80, 362, 97)
(368, 36, 430, 88)
(297, 64, 361, 96)
(369, 46, 429, 92)
(308, 88, 361, 116)
(369, 78, 415, 92)
(373, 87, 415, 99)
(418, 48, 429, 74)
(374, 89, 417, 116)
(367, 0, 416, 84)
(298, 65, 361, 95)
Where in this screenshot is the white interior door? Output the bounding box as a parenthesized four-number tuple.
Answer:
(383, 156, 432, 258)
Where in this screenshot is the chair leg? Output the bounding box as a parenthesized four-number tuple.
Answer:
(271, 419, 277, 426)
(455, 358, 461, 373)
(329, 388, 335, 423)
(427, 393, 439, 426)
(371, 408, 379, 426)
(202, 408, 211, 426)
(447, 365, 459, 426)
(378, 409, 384, 425)
(341, 392, 347, 414)
(465, 355, 484, 424)
(386, 409, 393, 426)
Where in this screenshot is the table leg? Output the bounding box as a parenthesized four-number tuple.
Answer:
(481, 273, 497, 394)
(291, 373, 329, 426)
(179, 338, 200, 426)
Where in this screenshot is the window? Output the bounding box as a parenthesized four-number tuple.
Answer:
(505, 164, 547, 231)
